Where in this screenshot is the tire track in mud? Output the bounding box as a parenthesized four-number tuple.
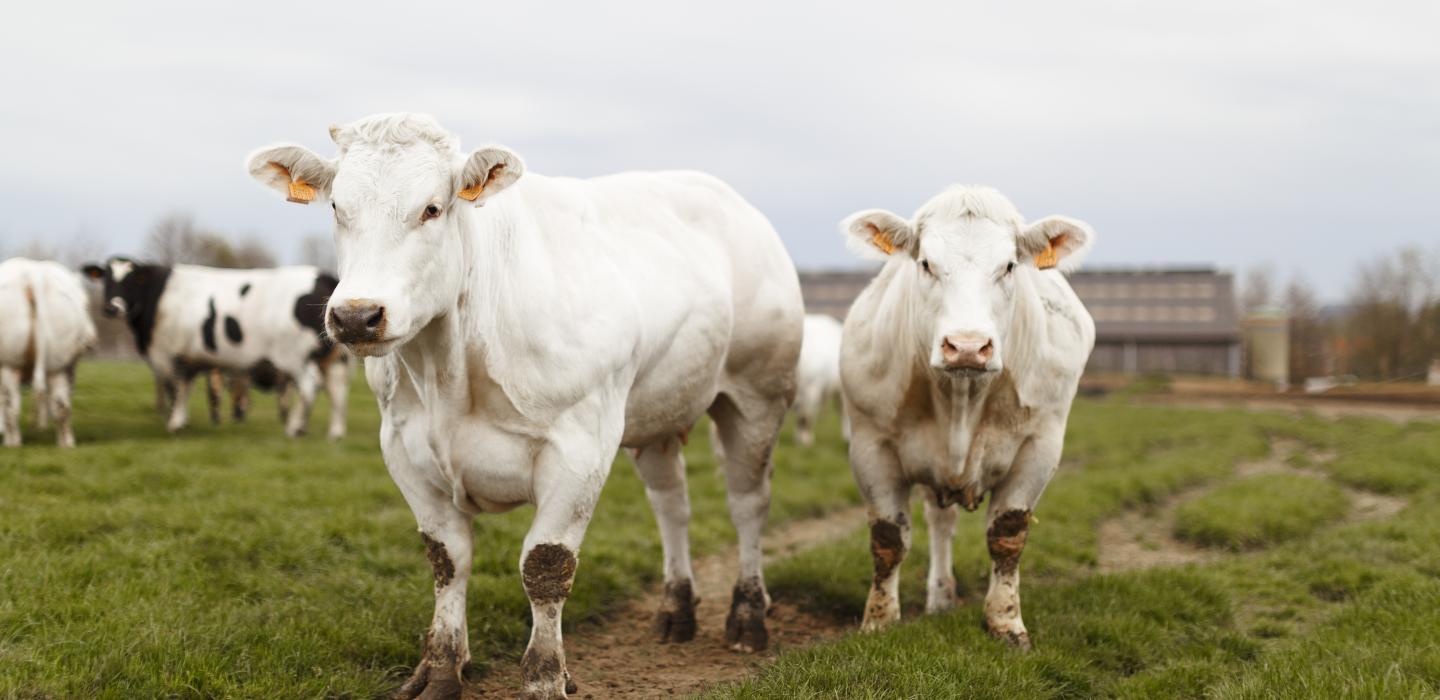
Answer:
(467, 505, 868, 699)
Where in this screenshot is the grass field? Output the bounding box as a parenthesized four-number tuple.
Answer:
(0, 361, 858, 698)
(3, 362, 1438, 698)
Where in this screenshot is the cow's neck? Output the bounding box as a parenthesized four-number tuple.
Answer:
(944, 371, 998, 473)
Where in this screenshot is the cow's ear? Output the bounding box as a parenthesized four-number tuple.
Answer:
(81, 264, 104, 281)
(246, 144, 336, 205)
(455, 147, 524, 206)
(842, 209, 915, 261)
(1018, 216, 1095, 271)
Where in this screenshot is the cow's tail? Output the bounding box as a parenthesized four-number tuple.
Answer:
(26, 270, 49, 395)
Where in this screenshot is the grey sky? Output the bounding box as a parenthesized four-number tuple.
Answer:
(2, 1, 1436, 300)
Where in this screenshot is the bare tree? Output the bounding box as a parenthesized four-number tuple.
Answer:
(1239, 265, 1275, 314)
(143, 213, 277, 269)
(1342, 246, 1440, 380)
(1284, 276, 1329, 382)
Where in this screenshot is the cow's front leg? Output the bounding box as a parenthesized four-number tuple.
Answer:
(206, 369, 224, 425)
(394, 491, 474, 700)
(983, 433, 1061, 650)
(322, 357, 350, 441)
(850, 435, 910, 631)
(519, 439, 610, 699)
(285, 368, 318, 438)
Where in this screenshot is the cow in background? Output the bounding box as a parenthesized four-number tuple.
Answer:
(0, 258, 97, 447)
(248, 112, 803, 699)
(82, 258, 349, 439)
(793, 314, 844, 446)
(839, 186, 1095, 649)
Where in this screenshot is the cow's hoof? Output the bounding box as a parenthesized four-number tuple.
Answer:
(724, 577, 769, 652)
(860, 596, 900, 632)
(393, 661, 462, 700)
(654, 579, 699, 643)
(983, 620, 1032, 651)
(925, 578, 958, 614)
(521, 646, 571, 699)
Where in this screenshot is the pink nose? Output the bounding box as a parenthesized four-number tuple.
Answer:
(941, 333, 994, 369)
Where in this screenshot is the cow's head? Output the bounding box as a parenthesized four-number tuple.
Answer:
(843, 186, 1093, 377)
(82, 256, 161, 320)
(245, 113, 524, 357)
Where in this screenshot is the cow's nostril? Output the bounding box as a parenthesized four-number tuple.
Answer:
(365, 308, 384, 328)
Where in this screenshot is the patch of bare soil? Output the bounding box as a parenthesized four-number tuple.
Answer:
(1096, 440, 1408, 574)
(467, 505, 867, 699)
(1134, 395, 1440, 424)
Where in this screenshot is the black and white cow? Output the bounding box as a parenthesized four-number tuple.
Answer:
(82, 257, 350, 439)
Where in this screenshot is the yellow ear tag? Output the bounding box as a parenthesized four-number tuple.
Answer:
(871, 229, 897, 255)
(287, 180, 316, 204)
(457, 183, 485, 202)
(1034, 241, 1059, 270)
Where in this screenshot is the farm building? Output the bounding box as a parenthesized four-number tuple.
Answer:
(798, 266, 1242, 376)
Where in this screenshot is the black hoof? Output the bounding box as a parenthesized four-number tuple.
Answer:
(723, 577, 769, 652)
(654, 579, 699, 643)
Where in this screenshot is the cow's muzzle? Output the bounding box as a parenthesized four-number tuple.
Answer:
(328, 299, 387, 345)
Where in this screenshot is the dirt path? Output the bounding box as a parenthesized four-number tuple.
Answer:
(1134, 395, 1440, 424)
(467, 505, 867, 699)
(1097, 440, 1407, 573)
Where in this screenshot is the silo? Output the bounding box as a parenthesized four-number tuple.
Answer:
(1243, 308, 1290, 389)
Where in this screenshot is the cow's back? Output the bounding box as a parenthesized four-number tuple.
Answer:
(0, 259, 95, 367)
(153, 265, 327, 371)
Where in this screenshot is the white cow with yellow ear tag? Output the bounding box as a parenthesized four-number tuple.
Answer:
(838, 185, 1095, 649)
(246, 113, 803, 700)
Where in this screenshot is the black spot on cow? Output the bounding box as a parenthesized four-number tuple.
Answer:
(224, 316, 243, 344)
(201, 297, 218, 352)
(82, 257, 172, 355)
(294, 273, 342, 361)
(238, 283, 251, 297)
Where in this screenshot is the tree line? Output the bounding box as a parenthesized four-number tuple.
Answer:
(1241, 245, 1440, 384)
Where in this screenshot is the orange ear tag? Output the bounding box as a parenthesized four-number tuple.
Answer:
(457, 183, 485, 202)
(287, 180, 316, 204)
(1034, 242, 1058, 270)
(871, 230, 897, 255)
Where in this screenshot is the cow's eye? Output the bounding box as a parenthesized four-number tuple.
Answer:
(421, 204, 442, 222)
(920, 259, 933, 276)
(1005, 261, 1016, 274)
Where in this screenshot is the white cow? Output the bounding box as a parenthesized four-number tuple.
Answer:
(0, 258, 97, 448)
(247, 113, 803, 700)
(81, 258, 350, 439)
(839, 186, 1095, 649)
(793, 314, 844, 446)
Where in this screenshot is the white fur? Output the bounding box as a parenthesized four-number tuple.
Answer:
(792, 314, 844, 447)
(0, 258, 96, 448)
(838, 186, 1095, 643)
(247, 112, 804, 696)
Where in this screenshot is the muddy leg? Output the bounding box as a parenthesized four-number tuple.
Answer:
(1, 368, 21, 447)
(33, 385, 49, 430)
(519, 436, 612, 699)
(630, 436, 698, 643)
(47, 371, 75, 448)
(711, 393, 786, 652)
(323, 355, 349, 441)
(851, 434, 909, 631)
(982, 433, 1061, 650)
(923, 494, 959, 613)
(166, 374, 193, 433)
(394, 503, 473, 700)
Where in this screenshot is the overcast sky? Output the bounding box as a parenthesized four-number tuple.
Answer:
(2, 1, 1436, 299)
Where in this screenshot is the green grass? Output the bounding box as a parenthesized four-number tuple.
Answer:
(1173, 474, 1351, 550)
(0, 361, 859, 698)
(707, 403, 1440, 699)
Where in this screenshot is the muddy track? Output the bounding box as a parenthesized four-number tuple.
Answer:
(1098, 439, 1407, 573)
(467, 505, 868, 699)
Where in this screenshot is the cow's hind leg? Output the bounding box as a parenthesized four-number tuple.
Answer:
(230, 372, 250, 422)
(630, 435, 698, 643)
(322, 356, 349, 441)
(392, 480, 473, 700)
(851, 435, 910, 631)
(206, 369, 224, 425)
(285, 368, 318, 438)
(166, 374, 193, 433)
(47, 370, 75, 448)
(1, 367, 21, 447)
(923, 493, 959, 613)
(983, 433, 1062, 650)
(709, 391, 786, 652)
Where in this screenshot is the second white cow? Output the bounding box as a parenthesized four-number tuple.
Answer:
(839, 186, 1095, 649)
(247, 113, 803, 699)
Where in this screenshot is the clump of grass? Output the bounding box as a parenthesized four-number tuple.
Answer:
(1173, 474, 1348, 551)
